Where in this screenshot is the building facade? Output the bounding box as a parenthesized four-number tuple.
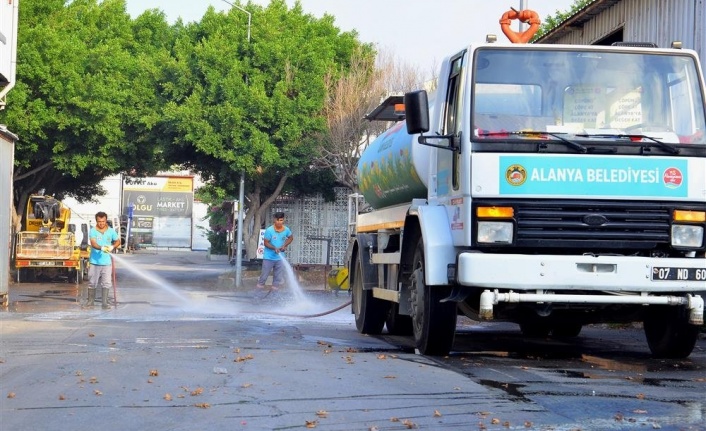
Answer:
(536, 0, 705, 63)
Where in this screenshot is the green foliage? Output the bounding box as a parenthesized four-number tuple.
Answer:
(205, 204, 230, 254)
(533, 0, 594, 41)
(7, 0, 367, 250)
(159, 0, 364, 198)
(6, 0, 173, 207)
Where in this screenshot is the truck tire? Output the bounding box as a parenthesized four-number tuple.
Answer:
(410, 239, 456, 355)
(644, 306, 698, 359)
(386, 303, 413, 335)
(551, 323, 582, 338)
(519, 317, 552, 338)
(352, 256, 386, 334)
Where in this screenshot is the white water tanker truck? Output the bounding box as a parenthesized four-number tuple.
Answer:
(345, 12, 706, 358)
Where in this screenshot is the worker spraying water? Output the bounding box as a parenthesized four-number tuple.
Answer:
(82, 211, 120, 309)
(256, 212, 294, 293)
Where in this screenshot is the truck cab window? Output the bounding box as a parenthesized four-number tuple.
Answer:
(443, 55, 463, 190)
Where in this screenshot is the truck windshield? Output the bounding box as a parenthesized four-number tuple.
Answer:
(472, 47, 706, 146)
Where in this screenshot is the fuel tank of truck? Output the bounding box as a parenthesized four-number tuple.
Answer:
(357, 121, 431, 209)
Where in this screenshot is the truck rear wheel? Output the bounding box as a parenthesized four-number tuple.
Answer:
(551, 323, 582, 338)
(644, 306, 698, 359)
(386, 303, 413, 335)
(409, 239, 456, 355)
(352, 256, 386, 334)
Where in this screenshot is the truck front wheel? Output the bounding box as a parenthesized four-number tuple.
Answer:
(409, 239, 457, 355)
(644, 306, 698, 359)
(352, 256, 386, 334)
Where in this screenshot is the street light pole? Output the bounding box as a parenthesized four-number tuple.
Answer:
(222, 0, 251, 43)
(222, 0, 251, 288)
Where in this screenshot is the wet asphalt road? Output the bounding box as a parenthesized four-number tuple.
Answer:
(1, 250, 704, 431)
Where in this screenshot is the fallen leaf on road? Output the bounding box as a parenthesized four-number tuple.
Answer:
(89, 377, 98, 384)
(242, 383, 252, 388)
(504, 421, 510, 427)
(147, 379, 153, 384)
(194, 403, 210, 409)
(58, 395, 66, 400)
(383, 375, 396, 379)
(377, 354, 387, 360)
(149, 369, 159, 376)
(88, 333, 95, 337)
(191, 387, 204, 396)
(7, 392, 15, 398)
(323, 349, 332, 354)
(164, 393, 172, 401)
(433, 410, 442, 417)
(345, 347, 358, 353)
(390, 417, 400, 422)
(94, 390, 102, 396)
(75, 371, 83, 376)
(524, 421, 533, 428)
(235, 354, 254, 362)
(305, 419, 317, 428)
(316, 410, 328, 418)
(402, 419, 417, 429)
(491, 418, 501, 424)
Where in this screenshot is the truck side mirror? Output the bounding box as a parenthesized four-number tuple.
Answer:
(404, 90, 429, 134)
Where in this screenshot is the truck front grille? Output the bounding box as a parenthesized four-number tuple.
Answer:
(515, 200, 669, 249)
(474, 200, 705, 251)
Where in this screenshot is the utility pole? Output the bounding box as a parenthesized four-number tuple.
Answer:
(221, 0, 251, 288)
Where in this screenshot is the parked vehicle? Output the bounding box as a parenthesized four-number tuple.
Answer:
(346, 10, 706, 358)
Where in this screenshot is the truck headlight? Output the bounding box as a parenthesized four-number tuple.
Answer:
(671, 225, 704, 247)
(477, 221, 513, 244)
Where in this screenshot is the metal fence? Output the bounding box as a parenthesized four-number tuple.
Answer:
(267, 187, 350, 266)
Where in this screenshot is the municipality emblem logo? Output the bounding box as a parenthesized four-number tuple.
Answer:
(505, 164, 527, 186)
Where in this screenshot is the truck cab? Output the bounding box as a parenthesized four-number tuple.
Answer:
(349, 41, 706, 358)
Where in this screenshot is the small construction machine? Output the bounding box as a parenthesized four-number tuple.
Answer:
(14, 194, 86, 283)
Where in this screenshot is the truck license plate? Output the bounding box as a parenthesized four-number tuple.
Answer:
(651, 267, 706, 281)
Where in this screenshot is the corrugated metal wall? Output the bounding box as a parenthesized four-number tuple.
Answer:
(545, 0, 704, 63)
(1, 126, 18, 296)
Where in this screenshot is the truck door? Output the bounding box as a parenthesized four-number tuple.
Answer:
(436, 54, 464, 198)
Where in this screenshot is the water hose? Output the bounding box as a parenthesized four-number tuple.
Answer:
(249, 299, 352, 318)
(208, 293, 352, 318)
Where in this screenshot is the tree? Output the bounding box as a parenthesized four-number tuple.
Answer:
(316, 48, 426, 192)
(4, 0, 171, 229)
(533, 0, 594, 41)
(158, 0, 370, 258)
